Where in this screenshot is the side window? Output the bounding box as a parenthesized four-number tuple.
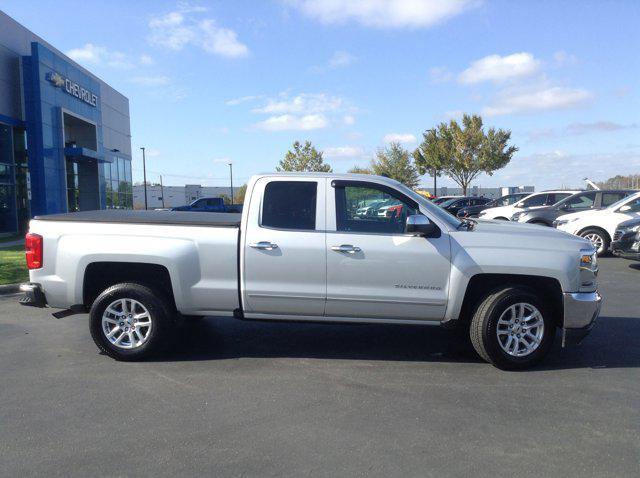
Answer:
(602, 193, 625, 206)
(546, 193, 572, 205)
(565, 192, 596, 210)
(623, 197, 640, 213)
(262, 181, 317, 230)
(336, 184, 419, 234)
(522, 194, 546, 207)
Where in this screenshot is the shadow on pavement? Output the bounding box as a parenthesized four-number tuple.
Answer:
(150, 314, 640, 370)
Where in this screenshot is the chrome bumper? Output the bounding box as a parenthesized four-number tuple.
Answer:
(562, 291, 602, 346)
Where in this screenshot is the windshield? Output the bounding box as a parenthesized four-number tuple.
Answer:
(390, 180, 462, 229)
(439, 198, 459, 208)
(607, 191, 640, 210)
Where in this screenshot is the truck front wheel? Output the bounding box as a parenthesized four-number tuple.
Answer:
(89, 283, 174, 361)
(470, 287, 555, 370)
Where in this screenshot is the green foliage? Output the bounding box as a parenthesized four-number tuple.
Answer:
(414, 114, 517, 195)
(597, 174, 640, 190)
(234, 184, 247, 203)
(277, 141, 332, 172)
(370, 142, 420, 189)
(219, 193, 231, 205)
(347, 166, 372, 174)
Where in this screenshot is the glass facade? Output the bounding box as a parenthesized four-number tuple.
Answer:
(103, 156, 132, 209)
(0, 123, 17, 235)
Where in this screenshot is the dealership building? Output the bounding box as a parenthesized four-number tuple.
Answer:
(0, 11, 132, 236)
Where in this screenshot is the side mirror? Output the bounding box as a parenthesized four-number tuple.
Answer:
(618, 205, 632, 212)
(405, 215, 440, 237)
(514, 202, 523, 208)
(559, 203, 570, 210)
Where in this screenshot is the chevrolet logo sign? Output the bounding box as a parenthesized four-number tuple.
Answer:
(46, 71, 65, 87)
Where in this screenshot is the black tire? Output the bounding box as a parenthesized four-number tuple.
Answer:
(470, 287, 555, 370)
(579, 227, 610, 256)
(89, 282, 174, 361)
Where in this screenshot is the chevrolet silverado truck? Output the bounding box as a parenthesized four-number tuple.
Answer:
(20, 173, 601, 370)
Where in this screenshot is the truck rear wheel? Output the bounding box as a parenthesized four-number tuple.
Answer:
(470, 287, 555, 370)
(89, 282, 174, 361)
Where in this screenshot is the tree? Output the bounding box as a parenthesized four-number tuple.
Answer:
(348, 166, 372, 174)
(234, 184, 247, 203)
(370, 142, 420, 188)
(414, 114, 517, 195)
(219, 193, 231, 205)
(277, 140, 332, 172)
(413, 128, 445, 196)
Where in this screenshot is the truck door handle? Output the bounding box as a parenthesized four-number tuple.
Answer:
(249, 241, 279, 250)
(331, 244, 361, 253)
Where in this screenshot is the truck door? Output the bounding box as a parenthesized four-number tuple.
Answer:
(325, 180, 450, 321)
(242, 178, 327, 317)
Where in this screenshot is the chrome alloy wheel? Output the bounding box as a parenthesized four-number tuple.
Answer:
(496, 303, 544, 357)
(102, 298, 152, 350)
(583, 233, 604, 253)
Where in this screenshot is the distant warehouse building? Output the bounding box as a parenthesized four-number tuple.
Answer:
(431, 185, 535, 199)
(0, 11, 132, 236)
(133, 184, 236, 209)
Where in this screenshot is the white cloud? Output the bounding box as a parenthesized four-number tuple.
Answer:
(244, 91, 354, 131)
(458, 52, 541, 84)
(140, 54, 155, 65)
(429, 66, 453, 83)
(565, 121, 637, 135)
(323, 145, 364, 158)
(383, 133, 417, 144)
(253, 93, 344, 114)
(148, 7, 248, 58)
(287, 0, 478, 29)
(483, 85, 593, 116)
(225, 95, 264, 106)
(130, 75, 171, 86)
(329, 50, 356, 68)
(66, 43, 135, 69)
(254, 114, 328, 131)
(553, 50, 578, 67)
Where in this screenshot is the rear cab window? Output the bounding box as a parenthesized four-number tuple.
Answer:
(261, 181, 318, 230)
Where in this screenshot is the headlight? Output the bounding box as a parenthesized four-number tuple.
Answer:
(511, 212, 524, 221)
(620, 224, 640, 234)
(555, 217, 578, 227)
(579, 248, 598, 291)
(478, 211, 486, 217)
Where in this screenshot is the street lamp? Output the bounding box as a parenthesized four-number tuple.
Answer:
(140, 147, 148, 210)
(228, 162, 234, 205)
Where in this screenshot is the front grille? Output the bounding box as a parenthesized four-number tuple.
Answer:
(613, 230, 623, 241)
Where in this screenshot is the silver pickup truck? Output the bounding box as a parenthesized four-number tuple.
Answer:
(20, 173, 601, 369)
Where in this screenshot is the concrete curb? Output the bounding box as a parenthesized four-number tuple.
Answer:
(0, 283, 21, 295)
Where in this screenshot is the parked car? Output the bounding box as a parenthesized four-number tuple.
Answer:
(479, 190, 575, 220)
(554, 191, 640, 255)
(439, 196, 492, 217)
(611, 218, 640, 261)
(511, 190, 636, 226)
(20, 173, 601, 370)
(431, 195, 462, 205)
(172, 197, 227, 212)
(457, 192, 530, 218)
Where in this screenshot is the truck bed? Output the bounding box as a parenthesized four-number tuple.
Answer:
(34, 210, 242, 227)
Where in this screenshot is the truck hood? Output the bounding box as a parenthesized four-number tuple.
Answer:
(453, 218, 592, 252)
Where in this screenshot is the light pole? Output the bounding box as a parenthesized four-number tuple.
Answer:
(140, 147, 148, 210)
(228, 162, 233, 204)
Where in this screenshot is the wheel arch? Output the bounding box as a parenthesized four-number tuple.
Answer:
(83, 262, 177, 311)
(577, 225, 611, 242)
(457, 273, 564, 327)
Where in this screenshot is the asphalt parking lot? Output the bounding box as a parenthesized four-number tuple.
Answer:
(1, 258, 639, 477)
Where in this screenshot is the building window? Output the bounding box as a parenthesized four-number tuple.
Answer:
(103, 156, 132, 209)
(0, 123, 17, 235)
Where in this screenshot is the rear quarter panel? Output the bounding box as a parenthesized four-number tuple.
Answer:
(28, 220, 239, 315)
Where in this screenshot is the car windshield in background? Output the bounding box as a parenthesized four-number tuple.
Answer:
(390, 181, 462, 229)
(439, 198, 459, 208)
(607, 191, 640, 210)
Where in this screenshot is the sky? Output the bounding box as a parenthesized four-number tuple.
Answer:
(1, 0, 639, 190)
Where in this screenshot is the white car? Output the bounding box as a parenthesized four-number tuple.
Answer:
(554, 191, 640, 255)
(478, 190, 575, 220)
